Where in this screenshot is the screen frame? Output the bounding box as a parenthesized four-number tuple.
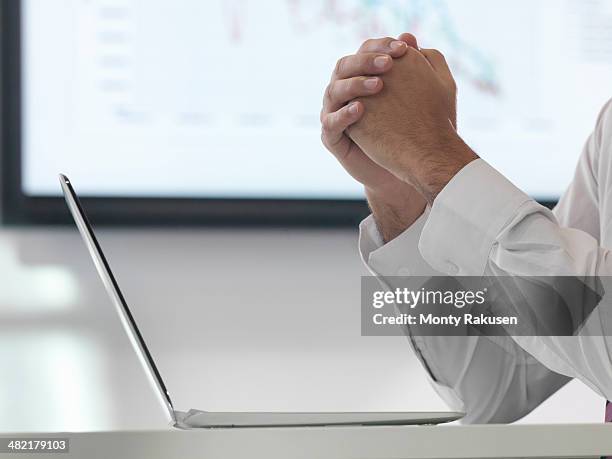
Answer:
(1, 0, 370, 227)
(1, 0, 556, 227)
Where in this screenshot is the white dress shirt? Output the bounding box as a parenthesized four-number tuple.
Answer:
(359, 99, 612, 424)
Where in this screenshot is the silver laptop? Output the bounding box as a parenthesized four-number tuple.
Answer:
(59, 173, 464, 429)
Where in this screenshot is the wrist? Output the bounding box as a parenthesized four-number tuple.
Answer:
(401, 129, 479, 204)
(365, 184, 426, 243)
(365, 181, 415, 203)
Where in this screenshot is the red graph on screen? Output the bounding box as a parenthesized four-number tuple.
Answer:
(223, 0, 500, 96)
(224, 0, 249, 43)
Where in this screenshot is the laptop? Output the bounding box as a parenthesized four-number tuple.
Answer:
(59, 173, 464, 429)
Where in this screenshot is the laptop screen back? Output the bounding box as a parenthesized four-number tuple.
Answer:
(59, 174, 176, 425)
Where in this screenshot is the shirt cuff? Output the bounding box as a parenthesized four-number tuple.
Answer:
(419, 159, 533, 276)
(359, 209, 437, 277)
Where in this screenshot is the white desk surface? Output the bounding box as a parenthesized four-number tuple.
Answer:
(5, 423, 612, 459)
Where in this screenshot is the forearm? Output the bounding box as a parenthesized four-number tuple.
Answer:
(359, 217, 569, 424)
(412, 333, 570, 424)
(365, 185, 426, 243)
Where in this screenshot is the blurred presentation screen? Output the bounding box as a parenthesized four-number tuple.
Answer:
(22, 0, 612, 201)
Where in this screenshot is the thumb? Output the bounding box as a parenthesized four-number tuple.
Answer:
(398, 32, 419, 50)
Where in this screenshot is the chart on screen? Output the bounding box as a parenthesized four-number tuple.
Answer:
(22, 0, 612, 199)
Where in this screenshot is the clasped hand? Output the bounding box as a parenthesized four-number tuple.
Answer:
(321, 34, 478, 205)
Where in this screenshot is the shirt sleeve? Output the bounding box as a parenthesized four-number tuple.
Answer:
(359, 210, 438, 278)
(418, 101, 612, 399)
(359, 208, 570, 423)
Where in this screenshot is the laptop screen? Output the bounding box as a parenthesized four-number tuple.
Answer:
(59, 174, 176, 425)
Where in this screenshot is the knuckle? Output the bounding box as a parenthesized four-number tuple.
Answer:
(329, 80, 344, 102)
(324, 83, 333, 102)
(326, 81, 340, 103)
(319, 106, 327, 123)
(360, 38, 375, 50)
(378, 37, 395, 52)
(334, 55, 349, 76)
(321, 116, 341, 149)
(425, 48, 446, 63)
(321, 114, 332, 132)
(322, 112, 340, 133)
(360, 36, 391, 51)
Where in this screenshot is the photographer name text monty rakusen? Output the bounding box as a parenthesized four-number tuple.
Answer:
(372, 313, 518, 327)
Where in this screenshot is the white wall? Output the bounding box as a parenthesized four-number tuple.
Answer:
(0, 227, 604, 432)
